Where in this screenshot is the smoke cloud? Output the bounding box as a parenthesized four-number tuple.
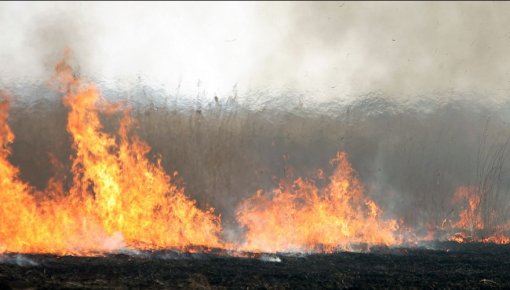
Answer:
(1, 2, 510, 243)
(1, 2, 510, 99)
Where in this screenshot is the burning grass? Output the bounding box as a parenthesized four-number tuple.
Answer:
(236, 152, 400, 253)
(0, 55, 510, 256)
(0, 56, 221, 255)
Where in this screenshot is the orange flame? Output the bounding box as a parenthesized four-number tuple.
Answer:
(0, 57, 221, 255)
(452, 186, 484, 231)
(446, 186, 509, 244)
(6, 55, 509, 255)
(236, 152, 400, 252)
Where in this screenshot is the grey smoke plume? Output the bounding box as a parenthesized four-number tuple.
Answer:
(1, 2, 510, 239)
(1, 2, 510, 99)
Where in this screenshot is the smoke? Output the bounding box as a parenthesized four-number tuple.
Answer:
(1, 2, 510, 245)
(0, 254, 38, 266)
(2, 2, 510, 99)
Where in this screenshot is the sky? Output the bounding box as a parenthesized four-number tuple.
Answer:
(1, 2, 510, 100)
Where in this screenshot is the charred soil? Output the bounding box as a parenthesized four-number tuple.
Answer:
(0, 242, 509, 289)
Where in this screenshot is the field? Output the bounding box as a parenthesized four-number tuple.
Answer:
(0, 242, 509, 289)
(2, 88, 510, 289)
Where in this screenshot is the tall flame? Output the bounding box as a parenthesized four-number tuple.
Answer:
(0, 91, 40, 253)
(5, 55, 510, 255)
(0, 57, 221, 255)
(58, 58, 221, 250)
(236, 152, 399, 252)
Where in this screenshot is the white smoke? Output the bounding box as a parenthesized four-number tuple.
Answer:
(1, 2, 510, 100)
(0, 254, 38, 266)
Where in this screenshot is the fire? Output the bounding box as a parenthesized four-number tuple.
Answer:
(236, 152, 400, 253)
(0, 56, 221, 255)
(1, 62, 402, 254)
(452, 186, 484, 231)
(0, 91, 39, 253)
(3, 54, 510, 255)
(445, 186, 510, 244)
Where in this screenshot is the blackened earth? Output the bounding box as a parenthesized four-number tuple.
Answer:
(0, 242, 509, 289)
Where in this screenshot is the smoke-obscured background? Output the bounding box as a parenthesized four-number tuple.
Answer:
(3, 2, 510, 98)
(1, 2, 510, 233)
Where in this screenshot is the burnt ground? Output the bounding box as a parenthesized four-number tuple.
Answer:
(0, 242, 509, 289)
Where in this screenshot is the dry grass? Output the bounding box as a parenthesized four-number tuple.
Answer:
(5, 85, 510, 231)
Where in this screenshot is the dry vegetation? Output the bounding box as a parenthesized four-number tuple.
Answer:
(6, 84, 510, 233)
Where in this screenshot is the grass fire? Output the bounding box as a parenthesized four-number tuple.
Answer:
(1, 2, 510, 289)
(0, 55, 403, 255)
